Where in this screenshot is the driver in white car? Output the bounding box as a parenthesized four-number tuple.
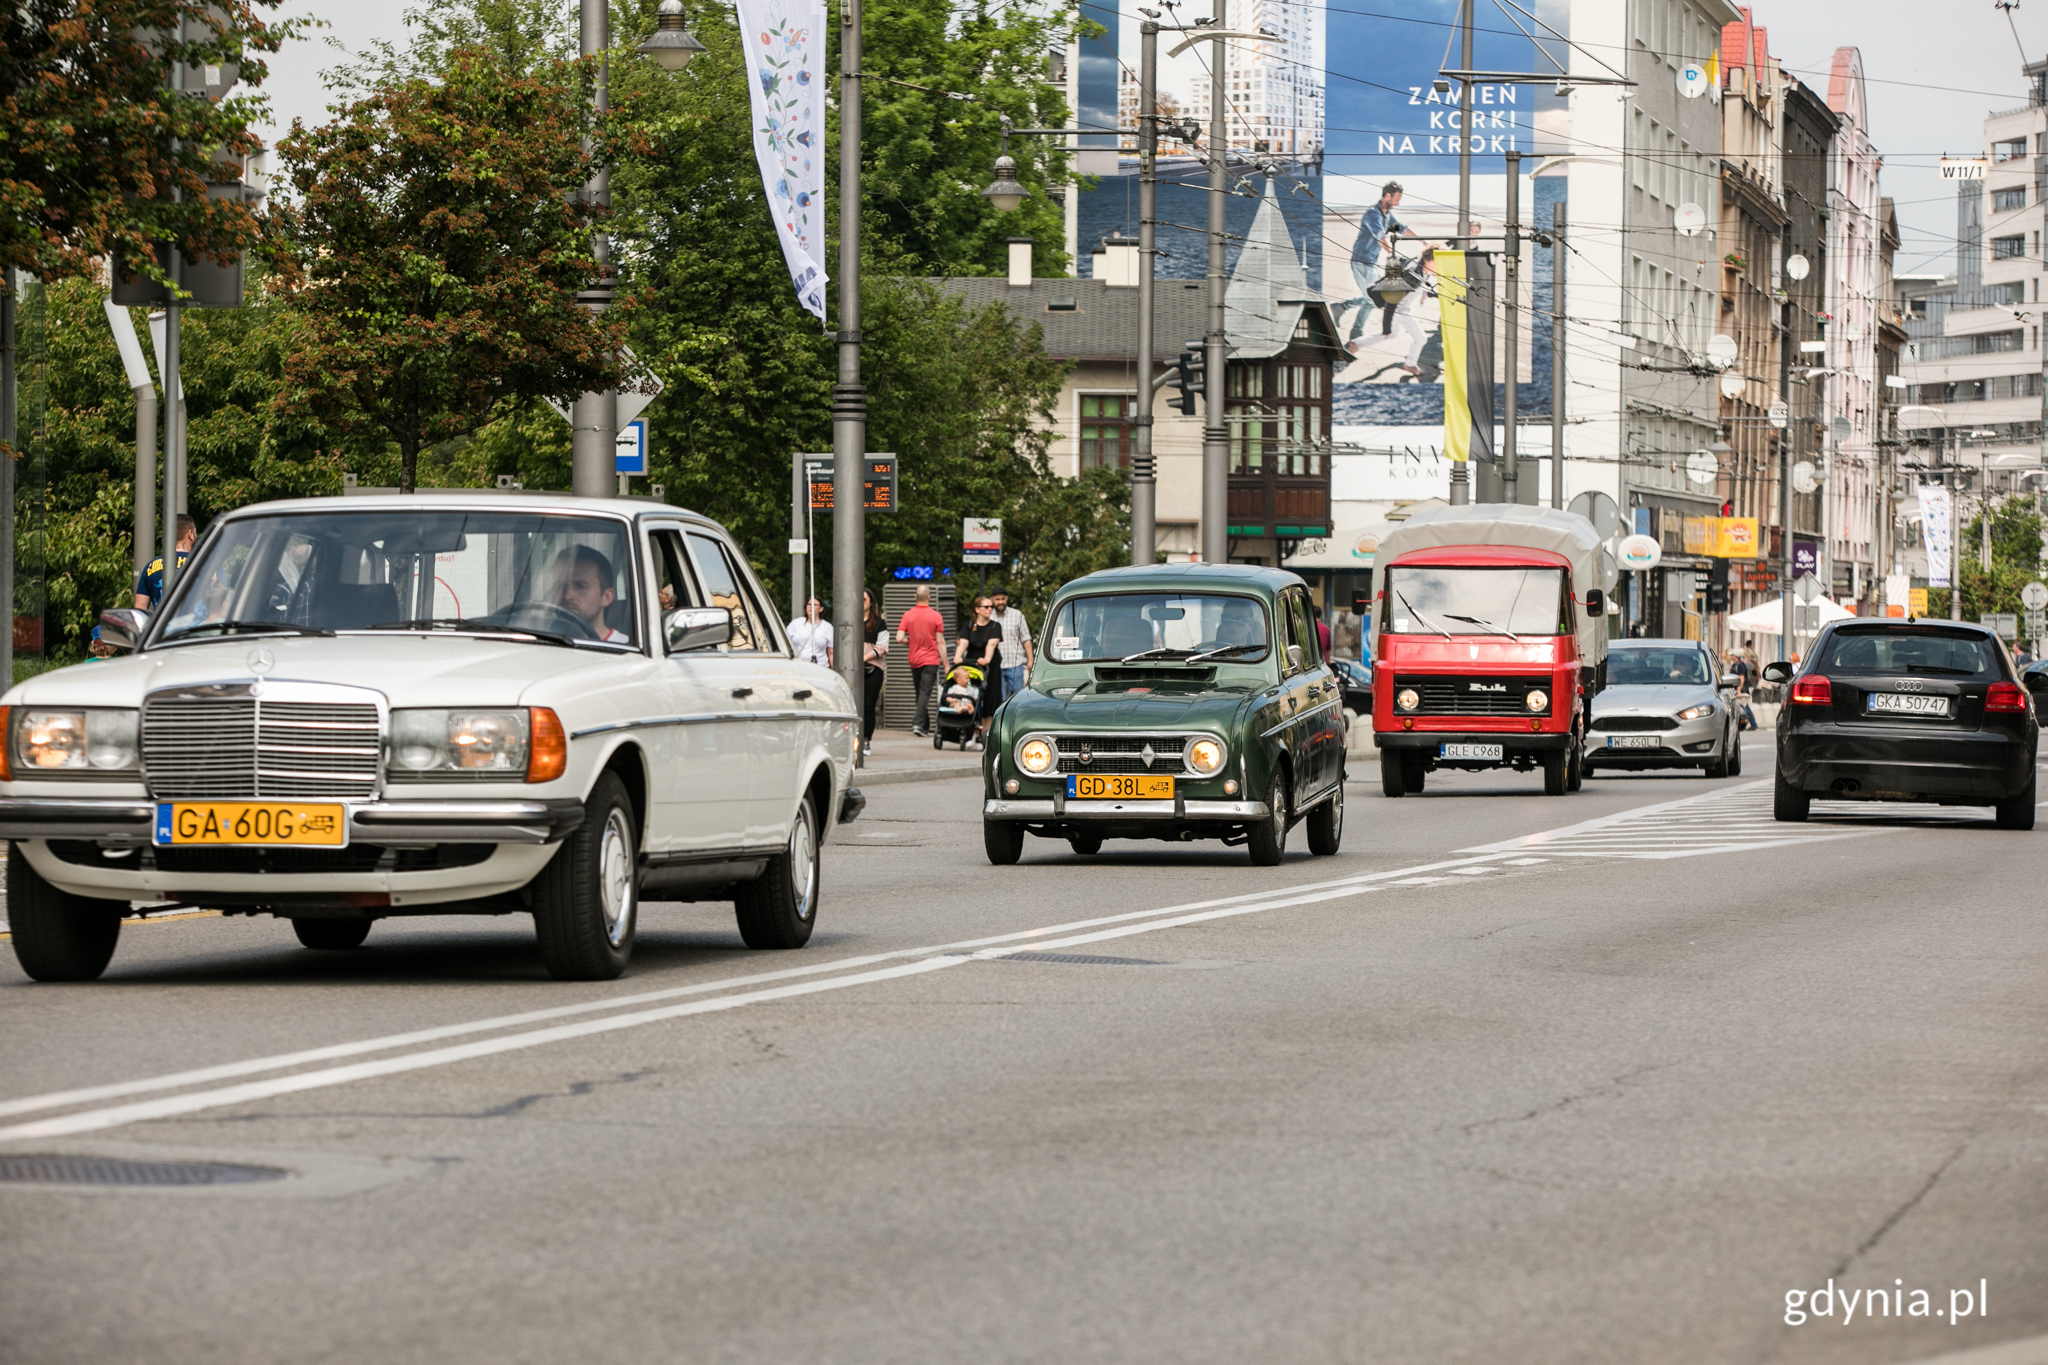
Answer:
(549, 545, 630, 642)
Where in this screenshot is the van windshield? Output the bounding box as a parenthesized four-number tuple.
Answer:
(1382, 567, 1569, 639)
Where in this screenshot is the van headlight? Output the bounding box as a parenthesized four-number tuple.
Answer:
(1395, 688, 1420, 712)
(12, 708, 140, 774)
(1525, 689, 1549, 713)
(1016, 737, 1056, 775)
(1184, 736, 1227, 776)
(390, 709, 531, 778)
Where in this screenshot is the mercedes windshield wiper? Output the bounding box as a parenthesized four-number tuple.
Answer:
(1444, 613, 1520, 643)
(1186, 643, 1267, 663)
(1394, 591, 1452, 640)
(362, 618, 575, 648)
(163, 621, 334, 640)
(1118, 646, 1195, 664)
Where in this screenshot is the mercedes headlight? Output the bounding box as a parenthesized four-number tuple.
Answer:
(12, 708, 139, 774)
(1184, 736, 1227, 777)
(1677, 703, 1714, 721)
(1395, 688, 1420, 712)
(1525, 690, 1549, 713)
(1016, 737, 1056, 775)
(391, 709, 531, 777)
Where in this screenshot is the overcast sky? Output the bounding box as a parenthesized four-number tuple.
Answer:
(253, 0, 2042, 279)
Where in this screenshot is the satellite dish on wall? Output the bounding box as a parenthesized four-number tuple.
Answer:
(1706, 333, 1740, 367)
(1678, 64, 1709, 98)
(1674, 202, 1707, 236)
(1688, 450, 1720, 486)
(1718, 370, 1747, 399)
(1792, 460, 1820, 494)
(1785, 254, 1811, 281)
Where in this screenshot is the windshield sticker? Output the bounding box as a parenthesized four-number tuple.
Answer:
(1053, 635, 1082, 661)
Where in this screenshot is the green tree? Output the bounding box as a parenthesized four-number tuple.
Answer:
(270, 46, 631, 492)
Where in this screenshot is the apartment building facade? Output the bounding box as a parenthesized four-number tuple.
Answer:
(1820, 48, 1884, 606)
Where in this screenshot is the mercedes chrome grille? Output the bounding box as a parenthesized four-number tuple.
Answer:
(143, 694, 381, 800)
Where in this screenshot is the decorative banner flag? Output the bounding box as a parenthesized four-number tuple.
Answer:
(1436, 250, 1495, 467)
(735, 0, 827, 320)
(1917, 484, 1952, 588)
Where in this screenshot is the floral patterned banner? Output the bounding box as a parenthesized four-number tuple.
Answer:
(736, 0, 827, 321)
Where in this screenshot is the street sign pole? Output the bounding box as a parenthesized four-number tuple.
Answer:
(790, 450, 806, 621)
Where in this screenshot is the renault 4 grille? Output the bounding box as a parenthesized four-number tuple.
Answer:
(143, 697, 381, 800)
(1051, 734, 1194, 776)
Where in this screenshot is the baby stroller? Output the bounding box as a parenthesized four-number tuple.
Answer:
(933, 665, 984, 750)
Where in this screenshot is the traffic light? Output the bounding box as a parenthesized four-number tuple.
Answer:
(1705, 557, 1729, 612)
(1165, 342, 1206, 416)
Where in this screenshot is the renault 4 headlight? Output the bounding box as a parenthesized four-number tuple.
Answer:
(391, 709, 531, 778)
(1016, 737, 1056, 776)
(10, 708, 140, 775)
(1184, 736, 1227, 777)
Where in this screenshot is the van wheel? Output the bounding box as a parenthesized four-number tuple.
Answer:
(1379, 748, 1405, 798)
(1248, 777, 1290, 866)
(1403, 756, 1425, 793)
(1772, 767, 1810, 823)
(735, 796, 819, 949)
(1068, 831, 1103, 855)
(1306, 784, 1343, 855)
(293, 918, 371, 950)
(1541, 747, 1568, 796)
(984, 819, 1025, 865)
(1995, 772, 2037, 830)
(532, 771, 639, 980)
(1565, 734, 1584, 791)
(7, 845, 122, 982)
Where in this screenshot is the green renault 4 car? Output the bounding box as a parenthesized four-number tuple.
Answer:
(981, 564, 1347, 866)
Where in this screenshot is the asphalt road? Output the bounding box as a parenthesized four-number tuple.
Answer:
(3, 738, 2046, 1365)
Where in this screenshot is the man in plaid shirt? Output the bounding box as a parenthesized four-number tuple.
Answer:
(990, 589, 1034, 703)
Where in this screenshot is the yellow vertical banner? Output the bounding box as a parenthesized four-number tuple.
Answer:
(1439, 250, 1471, 463)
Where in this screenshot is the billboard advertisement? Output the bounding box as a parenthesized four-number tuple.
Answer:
(1075, 0, 1563, 440)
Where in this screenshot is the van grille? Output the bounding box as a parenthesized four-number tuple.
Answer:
(144, 697, 381, 800)
(1397, 676, 1551, 717)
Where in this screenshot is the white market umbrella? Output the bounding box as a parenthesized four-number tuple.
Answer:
(1724, 595, 1855, 636)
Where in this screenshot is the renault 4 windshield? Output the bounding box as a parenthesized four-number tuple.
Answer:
(153, 510, 640, 648)
(1045, 593, 1270, 664)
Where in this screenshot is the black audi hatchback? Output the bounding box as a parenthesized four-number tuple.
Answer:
(1764, 620, 2043, 828)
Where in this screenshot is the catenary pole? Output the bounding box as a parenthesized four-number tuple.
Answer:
(1200, 2, 1230, 565)
(1131, 21, 1159, 568)
(1778, 298, 1794, 657)
(833, 0, 868, 750)
(1449, 0, 1474, 506)
(571, 0, 619, 500)
(163, 54, 184, 602)
(1502, 149, 1520, 503)
(791, 451, 805, 621)
(1550, 201, 1565, 508)
(0, 267, 13, 687)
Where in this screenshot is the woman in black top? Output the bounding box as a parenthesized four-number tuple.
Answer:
(860, 589, 888, 753)
(954, 595, 1002, 748)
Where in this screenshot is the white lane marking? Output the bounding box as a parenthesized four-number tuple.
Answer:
(0, 851, 1515, 1124)
(0, 884, 1389, 1144)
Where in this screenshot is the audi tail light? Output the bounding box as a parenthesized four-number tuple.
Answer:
(1789, 675, 1833, 707)
(1985, 682, 2027, 713)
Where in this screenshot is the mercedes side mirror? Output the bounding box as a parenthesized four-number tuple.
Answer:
(665, 606, 732, 653)
(1761, 661, 1794, 684)
(97, 608, 148, 652)
(1583, 589, 1605, 616)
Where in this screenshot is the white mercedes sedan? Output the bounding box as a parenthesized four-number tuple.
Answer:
(0, 494, 862, 982)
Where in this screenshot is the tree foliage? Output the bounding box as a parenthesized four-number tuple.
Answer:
(270, 46, 631, 492)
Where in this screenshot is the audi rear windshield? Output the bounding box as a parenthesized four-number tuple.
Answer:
(1816, 626, 2006, 680)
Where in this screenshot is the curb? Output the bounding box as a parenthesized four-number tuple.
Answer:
(851, 761, 983, 787)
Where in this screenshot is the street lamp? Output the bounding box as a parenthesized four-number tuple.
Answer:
(981, 152, 1027, 213)
(635, 0, 705, 70)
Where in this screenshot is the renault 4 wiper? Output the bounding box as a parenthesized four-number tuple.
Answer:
(1118, 646, 1194, 664)
(1186, 643, 1266, 663)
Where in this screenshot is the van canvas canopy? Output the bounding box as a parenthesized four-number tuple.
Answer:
(1369, 504, 1613, 665)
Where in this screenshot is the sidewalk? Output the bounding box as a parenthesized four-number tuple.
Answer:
(853, 727, 985, 786)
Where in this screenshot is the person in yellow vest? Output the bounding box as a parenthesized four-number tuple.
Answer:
(133, 515, 197, 611)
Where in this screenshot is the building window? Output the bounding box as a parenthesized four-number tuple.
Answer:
(1227, 364, 1264, 473)
(1993, 138, 2028, 163)
(1994, 186, 2028, 212)
(1993, 234, 2026, 260)
(1989, 280, 2026, 305)
(1078, 394, 1133, 471)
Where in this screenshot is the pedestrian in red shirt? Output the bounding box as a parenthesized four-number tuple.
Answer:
(898, 585, 948, 736)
